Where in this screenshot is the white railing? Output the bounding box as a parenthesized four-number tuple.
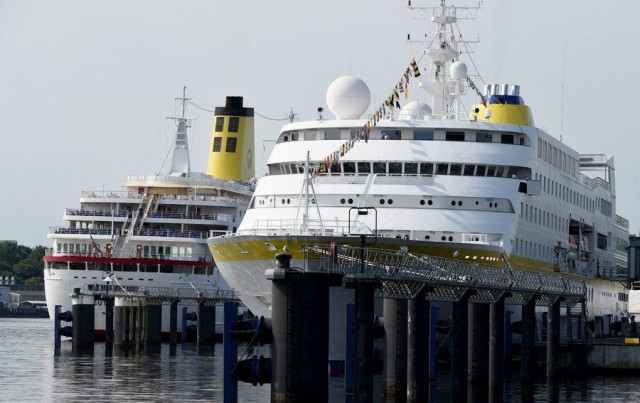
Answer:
(126, 174, 254, 193)
(80, 190, 249, 205)
(577, 174, 611, 192)
(44, 248, 213, 263)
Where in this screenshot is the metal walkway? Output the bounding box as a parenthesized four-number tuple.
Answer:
(83, 284, 239, 306)
(303, 245, 586, 307)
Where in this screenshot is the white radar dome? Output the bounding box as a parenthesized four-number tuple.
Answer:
(399, 101, 432, 120)
(450, 61, 468, 80)
(326, 76, 371, 120)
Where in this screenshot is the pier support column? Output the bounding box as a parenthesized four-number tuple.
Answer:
(269, 253, 329, 403)
(197, 300, 216, 351)
(114, 297, 129, 348)
(71, 291, 95, 350)
(169, 300, 178, 345)
(407, 292, 429, 403)
(521, 297, 537, 383)
(105, 297, 114, 346)
(489, 293, 509, 400)
(145, 304, 162, 346)
(352, 280, 376, 403)
(181, 306, 189, 343)
(547, 298, 562, 379)
(451, 291, 473, 402)
(224, 301, 238, 403)
(469, 303, 489, 397)
(383, 298, 408, 403)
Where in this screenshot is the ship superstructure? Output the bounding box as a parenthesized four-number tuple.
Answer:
(208, 0, 629, 345)
(44, 91, 255, 334)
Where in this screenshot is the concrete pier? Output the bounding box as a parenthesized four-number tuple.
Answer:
(169, 300, 178, 345)
(489, 294, 507, 399)
(145, 304, 162, 346)
(353, 281, 376, 403)
(521, 297, 537, 383)
(197, 301, 216, 351)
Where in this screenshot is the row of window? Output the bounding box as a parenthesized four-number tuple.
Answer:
(534, 172, 613, 218)
(279, 129, 528, 145)
(215, 116, 240, 133)
(520, 202, 570, 234)
(272, 160, 528, 178)
(56, 243, 194, 257)
(537, 137, 578, 177)
(212, 136, 237, 153)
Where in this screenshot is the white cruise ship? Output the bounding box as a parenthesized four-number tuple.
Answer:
(44, 91, 255, 335)
(208, 2, 629, 334)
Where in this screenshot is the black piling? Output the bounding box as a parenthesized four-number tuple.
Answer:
(145, 304, 162, 346)
(269, 253, 329, 402)
(451, 291, 473, 402)
(383, 298, 408, 403)
(223, 301, 238, 403)
(407, 292, 429, 403)
(469, 303, 490, 399)
(104, 297, 114, 346)
(197, 300, 216, 351)
(521, 297, 537, 383)
(169, 300, 178, 345)
(352, 280, 376, 403)
(547, 299, 562, 379)
(489, 293, 508, 400)
(71, 291, 95, 350)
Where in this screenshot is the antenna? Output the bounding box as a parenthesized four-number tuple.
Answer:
(560, 36, 566, 142)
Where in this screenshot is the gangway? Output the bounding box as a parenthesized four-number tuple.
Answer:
(83, 284, 239, 305)
(303, 245, 586, 307)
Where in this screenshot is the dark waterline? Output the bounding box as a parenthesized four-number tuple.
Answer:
(2, 319, 640, 402)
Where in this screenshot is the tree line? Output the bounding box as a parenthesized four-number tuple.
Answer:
(0, 241, 46, 285)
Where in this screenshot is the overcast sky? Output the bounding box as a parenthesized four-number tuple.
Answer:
(2, 0, 640, 247)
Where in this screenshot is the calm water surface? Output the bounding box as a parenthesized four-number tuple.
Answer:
(2, 318, 640, 402)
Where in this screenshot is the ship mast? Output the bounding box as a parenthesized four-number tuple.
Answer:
(167, 86, 193, 176)
(411, 0, 482, 120)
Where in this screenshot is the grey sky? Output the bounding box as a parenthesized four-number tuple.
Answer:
(2, 0, 640, 247)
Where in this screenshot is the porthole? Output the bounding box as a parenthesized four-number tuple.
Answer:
(281, 199, 285, 204)
(379, 199, 385, 205)
(495, 202, 498, 208)
(348, 198, 353, 204)
(451, 201, 456, 206)
(387, 199, 393, 205)
(489, 202, 493, 208)
(475, 201, 479, 205)
(448, 236, 453, 241)
(458, 201, 462, 206)
(425, 235, 430, 240)
(420, 200, 425, 205)
(428, 200, 433, 206)
(287, 199, 291, 204)
(441, 236, 446, 241)
(340, 199, 346, 204)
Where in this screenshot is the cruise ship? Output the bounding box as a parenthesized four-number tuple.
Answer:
(44, 91, 255, 335)
(208, 1, 629, 342)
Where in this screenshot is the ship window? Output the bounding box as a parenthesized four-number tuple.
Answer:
(357, 162, 371, 173)
(381, 129, 401, 140)
(343, 162, 356, 173)
(501, 134, 514, 144)
(215, 117, 224, 132)
(487, 166, 497, 176)
(389, 162, 402, 175)
(404, 163, 418, 174)
(496, 166, 505, 177)
(476, 132, 493, 143)
(463, 165, 475, 176)
(373, 162, 386, 174)
(225, 137, 238, 153)
(212, 137, 222, 152)
(228, 117, 240, 133)
(420, 163, 433, 175)
(325, 130, 341, 140)
(450, 164, 462, 175)
(445, 131, 465, 141)
(290, 164, 297, 173)
(436, 163, 449, 175)
(414, 130, 434, 140)
(507, 167, 518, 178)
(475, 165, 486, 176)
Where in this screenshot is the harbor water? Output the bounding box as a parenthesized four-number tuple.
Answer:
(2, 318, 640, 402)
